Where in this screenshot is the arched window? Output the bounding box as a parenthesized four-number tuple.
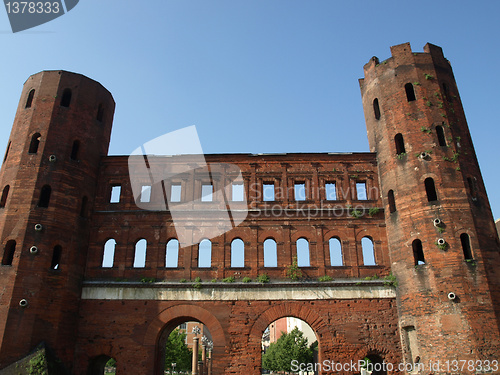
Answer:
(79, 196, 88, 217)
(405, 83, 416, 102)
(263, 238, 277, 267)
(296, 238, 310, 267)
(424, 178, 437, 202)
(442, 82, 450, 101)
(231, 238, 245, 268)
(25, 89, 35, 108)
(436, 125, 446, 146)
(102, 239, 116, 268)
(50, 245, 62, 270)
(133, 239, 147, 268)
(412, 239, 425, 265)
(3, 141, 11, 163)
(70, 140, 80, 161)
(2, 240, 16, 266)
(166, 239, 179, 268)
(29, 133, 41, 154)
(38, 185, 51, 208)
(60, 88, 72, 107)
(329, 238, 343, 266)
(460, 233, 473, 260)
(388, 189, 396, 213)
(361, 237, 376, 266)
(96, 103, 104, 122)
(198, 239, 212, 268)
(0, 185, 10, 208)
(395, 133, 406, 155)
(373, 98, 381, 120)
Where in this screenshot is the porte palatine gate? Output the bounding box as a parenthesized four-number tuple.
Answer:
(0, 43, 499, 374)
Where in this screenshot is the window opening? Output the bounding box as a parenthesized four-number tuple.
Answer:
(102, 239, 116, 268)
(29, 133, 41, 154)
(436, 125, 446, 146)
(170, 184, 181, 202)
(25, 89, 35, 108)
(70, 140, 80, 160)
(329, 238, 343, 266)
(201, 184, 213, 202)
(294, 182, 306, 201)
(356, 182, 367, 200)
(395, 133, 406, 155)
(263, 183, 275, 202)
(296, 238, 310, 267)
(361, 237, 376, 265)
(325, 182, 336, 201)
(412, 239, 425, 265)
(110, 185, 121, 203)
(373, 98, 381, 120)
(405, 83, 416, 102)
(133, 239, 147, 268)
(2, 240, 16, 266)
(50, 245, 62, 270)
(461, 233, 473, 260)
(0, 185, 10, 208)
(424, 178, 437, 202)
(166, 239, 179, 268)
(388, 190, 396, 213)
(198, 239, 212, 268)
(38, 185, 51, 208)
(140, 185, 151, 203)
(60, 88, 72, 107)
(263, 238, 277, 267)
(231, 238, 244, 268)
(3, 141, 11, 163)
(232, 183, 244, 202)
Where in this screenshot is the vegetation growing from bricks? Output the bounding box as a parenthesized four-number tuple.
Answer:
(28, 351, 48, 375)
(286, 257, 302, 281)
(318, 275, 333, 282)
(257, 273, 270, 283)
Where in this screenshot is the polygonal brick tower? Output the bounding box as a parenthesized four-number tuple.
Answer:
(360, 43, 500, 368)
(0, 71, 114, 370)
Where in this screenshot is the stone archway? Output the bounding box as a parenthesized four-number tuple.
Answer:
(248, 302, 334, 372)
(143, 304, 227, 375)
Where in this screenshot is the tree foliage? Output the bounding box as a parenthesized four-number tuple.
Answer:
(262, 327, 314, 373)
(164, 328, 193, 372)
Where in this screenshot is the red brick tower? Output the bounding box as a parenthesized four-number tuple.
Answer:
(0, 71, 114, 370)
(360, 42, 500, 369)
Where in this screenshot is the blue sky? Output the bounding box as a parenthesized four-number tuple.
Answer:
(1, 0, 499, 220)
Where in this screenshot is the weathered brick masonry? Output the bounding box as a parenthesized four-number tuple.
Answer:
(0, 43, 499, 374)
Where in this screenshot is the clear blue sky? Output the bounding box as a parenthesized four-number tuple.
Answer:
(1, 1, 499, 220)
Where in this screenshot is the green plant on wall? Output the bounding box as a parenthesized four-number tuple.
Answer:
(286, 257, 303, 281)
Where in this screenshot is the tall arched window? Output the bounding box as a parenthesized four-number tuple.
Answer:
(25, 89, 35, 108)
(296, 238, 310, 267)
(2, 240, 16, 266)
(102, 239, 116, 268)
(388, 189, 396, 213)
(405, 83, 416, 102)
(263, 238, 277, 267)
(3, 141, 11, 163)
(60, 88, 72, 107)
(198, 239, 212, 268)
(96, 103, 104, 122)
(38, 185, 51, 208)
(71, 140, 80, 161)
(231, 238, 245, 268)
(424, 178, 438, 202)
(467, 177, 478, 200)
(460, 233, 473, 260)
(436, 125, 447, 146)
(0, 185, 10, 208)
(395, 133, 406, 155)
(373, 98, 381, 120)
(133, 239, 147, 268)
(329, 238, 343, 266)
(412, 239, 425, 265)
(166, 239, 179, 268)
(29, 133, 41, 154)
(50, 245, 62, 270)
(361, 237, 376, 266)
